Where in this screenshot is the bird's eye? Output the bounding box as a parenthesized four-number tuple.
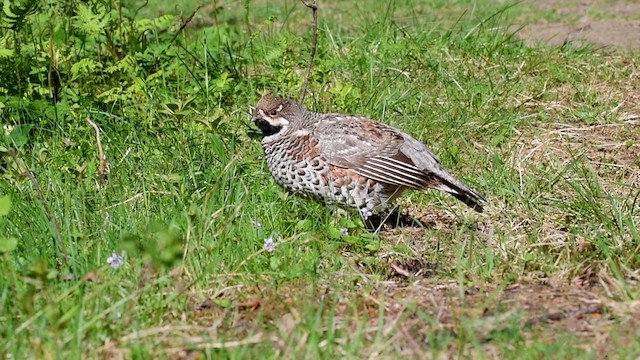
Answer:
(269, 110, 278, 116)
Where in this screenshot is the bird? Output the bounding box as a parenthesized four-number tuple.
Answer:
(251, 94, 487, 216)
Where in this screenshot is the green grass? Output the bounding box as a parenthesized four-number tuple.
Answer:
(1, 0, 639, 357)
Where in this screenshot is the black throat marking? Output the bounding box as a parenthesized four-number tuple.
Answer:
(255, 118, 282, 137)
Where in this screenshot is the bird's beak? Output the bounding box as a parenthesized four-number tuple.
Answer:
(249, 106, 259, 123)
(251, 115, 263, 125)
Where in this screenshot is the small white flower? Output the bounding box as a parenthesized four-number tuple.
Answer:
(3, 124, 15, 136)
(361, 208, 373, 220)
(252, 220, 263, 230)
(340, 228, 349, 235)
(263, 237, 277, 252)
(107, 251, 125, 269)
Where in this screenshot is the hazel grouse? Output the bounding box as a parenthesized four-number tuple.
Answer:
(251, 94, 487, 215)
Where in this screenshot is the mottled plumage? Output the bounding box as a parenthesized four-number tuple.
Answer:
(251, 94, 487, 213)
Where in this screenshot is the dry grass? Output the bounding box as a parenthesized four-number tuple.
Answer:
(90, 270, 639, 358)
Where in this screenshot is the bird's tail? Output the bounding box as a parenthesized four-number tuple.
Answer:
(435, 175, 487, 213)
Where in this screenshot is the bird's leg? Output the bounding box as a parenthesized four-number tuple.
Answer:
(365, 205, 425, 230)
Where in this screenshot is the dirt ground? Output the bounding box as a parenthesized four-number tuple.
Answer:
(516, 0, 640, 50)
(353, 0, 640, 347)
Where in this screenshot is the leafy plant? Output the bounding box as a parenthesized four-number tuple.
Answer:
(0, 195, 16, 252)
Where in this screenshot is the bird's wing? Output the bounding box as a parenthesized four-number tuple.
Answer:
(312, 115, 437, 189)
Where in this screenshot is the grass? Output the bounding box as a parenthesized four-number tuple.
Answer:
(1, 0, 639, 357)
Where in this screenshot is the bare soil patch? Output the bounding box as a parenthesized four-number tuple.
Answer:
(133, 274, 639, 358)
(517, 0, 640, 50)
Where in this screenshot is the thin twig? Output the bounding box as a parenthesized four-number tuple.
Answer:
(86, 118, 109, 186)
(8, 148, 68, 268)
(170, 5, 203, 45)
(167, 333, 264, 352)
(524, 303, 603, 327)
(105, 193, 144, 209)
(298, 0, 318, 104)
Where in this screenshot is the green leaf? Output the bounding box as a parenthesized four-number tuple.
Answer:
(327, 226, 343, 240)
(0, 32, 14, 58)
(269, 256, 281, 270)
(448, 145, 459, 157)
(0, 48, 13, 58)
(343, 235, 359, 244)
(2, 0, 17, 19)
(213, 299, 232, 308)
(0, 237, 17, 252)
(70, 58, 103, 80)
(56, 305, 80, 327)
(7, 124, 32, 147)
(364, 241, 380, 252)
(73, 3, 109, 37)
(0, 195, 10, 216)
(295, 219, 313, 231)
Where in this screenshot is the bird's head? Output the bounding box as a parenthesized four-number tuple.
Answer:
(252, 94, 303, 137)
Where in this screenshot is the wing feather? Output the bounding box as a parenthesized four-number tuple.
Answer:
(357, 157, 429, 189)
(313, 116, 433, 189)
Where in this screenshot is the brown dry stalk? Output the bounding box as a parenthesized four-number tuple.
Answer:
(167, 333, 264, 352)
(86, 118, 109, 186)
(116, 325, 264, 353)
(170, 5, 203, 45)
(524, 303, 603, 327)
(298, 0, 318, 104)
(7, 148, 68, 267)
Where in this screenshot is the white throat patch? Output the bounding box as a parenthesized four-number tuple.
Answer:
(259, 109, 290, 128)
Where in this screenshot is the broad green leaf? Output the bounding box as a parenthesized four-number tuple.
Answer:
(0, 48, 13, 58)
(295, 218, 313, 231)
(7, 124, 32, 147)
(213, 299, 232, 308)
(327, 226, 343, 240)
(364, 241, 380, 252)
(0, 32, 13, 58)
(0, 237, 17, 252)
(73, 3, 109, 37)
(70, 58, 103, 80)
(2, 0, 16, 19)
(0, 195, 10, 216)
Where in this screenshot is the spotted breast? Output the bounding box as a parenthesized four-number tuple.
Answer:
(261, 132, 403, 210)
